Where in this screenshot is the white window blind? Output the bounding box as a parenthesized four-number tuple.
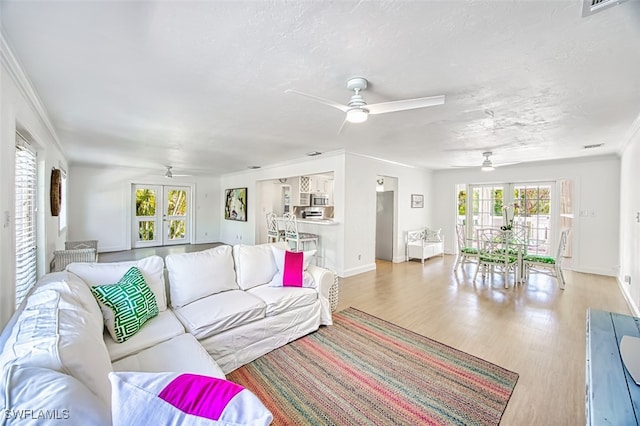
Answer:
(15, 136, 37, 307)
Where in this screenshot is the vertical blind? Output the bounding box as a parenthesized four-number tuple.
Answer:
(15, 136, 37, 307)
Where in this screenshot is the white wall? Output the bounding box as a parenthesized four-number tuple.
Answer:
(344, 153, 435, 271)
(433, 155, 620, 277)
(0, 35, 68, 328)
(218, 151, 435, 277)
(219, 152, 346, 273)
(68, 164, 220, 252)
(619, 121, 640, 315)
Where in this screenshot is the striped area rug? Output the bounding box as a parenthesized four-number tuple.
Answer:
(228, 308, 518, 425)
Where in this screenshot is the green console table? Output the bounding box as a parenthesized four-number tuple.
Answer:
(586, 308, 640, 425)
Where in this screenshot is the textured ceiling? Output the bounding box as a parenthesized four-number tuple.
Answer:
(1, 0, 640, 175)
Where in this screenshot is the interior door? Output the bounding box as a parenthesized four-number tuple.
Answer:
(133, 184, 190, 248)
(376, 191, 394, 261)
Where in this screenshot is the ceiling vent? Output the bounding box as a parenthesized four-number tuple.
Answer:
(582, 0, 628, 17)
(584, 143, 604, 149)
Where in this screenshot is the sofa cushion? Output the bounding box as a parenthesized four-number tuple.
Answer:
(248, 285, 318, 317)
(0, 364, 110, 425)
(166, 246, 238, 308)
(68, 255, 167, 311)
(109, 372, 272, 426)
(91, 266, 159, 343)
(0, 278, 113, 407)
(112, 334, 224, 379)
(105, 310, 185, 362)
(173, 290, 266, 339)
(232, 243, 286, 290)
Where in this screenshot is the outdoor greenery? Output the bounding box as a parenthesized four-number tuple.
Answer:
(458, 187, 550, 217)
(136, 189, 156, 241)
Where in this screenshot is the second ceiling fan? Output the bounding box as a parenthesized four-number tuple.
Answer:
(286, 77, 445, 131)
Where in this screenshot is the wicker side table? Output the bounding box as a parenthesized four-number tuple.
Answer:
(328, 271, 339, 312)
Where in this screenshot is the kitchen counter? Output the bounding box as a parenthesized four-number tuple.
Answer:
(297, 219, 338, 225)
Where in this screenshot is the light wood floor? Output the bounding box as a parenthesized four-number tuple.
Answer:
(336, 255, 630, 425)
(98, 243, 223, 263)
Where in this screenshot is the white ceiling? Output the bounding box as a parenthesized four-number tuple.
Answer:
(1, 0, 640, 175)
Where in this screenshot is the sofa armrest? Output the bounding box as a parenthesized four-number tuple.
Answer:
(307, 265, 334, 326)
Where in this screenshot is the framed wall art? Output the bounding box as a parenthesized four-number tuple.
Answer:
(411, 194, 424, 209)
(225, 187, 247, 221)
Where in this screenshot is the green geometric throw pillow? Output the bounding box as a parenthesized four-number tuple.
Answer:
(90, 266, 159, 343)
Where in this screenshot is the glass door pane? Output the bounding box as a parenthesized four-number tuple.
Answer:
(163, 186, 189, 245)
(469, 185, 505, 245)
(133, 185, 161, 248)
(513, 183, 552, 255)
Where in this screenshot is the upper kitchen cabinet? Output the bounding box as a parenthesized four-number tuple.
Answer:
(306, 173, 334, 205)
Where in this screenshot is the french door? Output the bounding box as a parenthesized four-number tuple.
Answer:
(459, 182, 555, 255)
(132, 184, 190, 248)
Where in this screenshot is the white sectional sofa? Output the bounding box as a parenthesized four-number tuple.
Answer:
(0, 242, 334, 424)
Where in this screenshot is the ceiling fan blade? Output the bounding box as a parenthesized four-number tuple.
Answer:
(285, 90, 349, 112)
(494, 161, 521, 168)
(337, 118, 349, 136)
(367, 95, 445, 115)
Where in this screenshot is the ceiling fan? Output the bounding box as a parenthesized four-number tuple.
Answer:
(164, 166, 191, 178)
(285, 77, 445, 130)
(453, 152, 520, 171)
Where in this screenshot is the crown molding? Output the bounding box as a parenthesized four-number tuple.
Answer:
(618, 111, 640, 156)
(0, 31, 65, 154)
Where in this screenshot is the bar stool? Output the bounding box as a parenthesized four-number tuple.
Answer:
(266, 212, 285, 243)
(283, 213, 318, 252)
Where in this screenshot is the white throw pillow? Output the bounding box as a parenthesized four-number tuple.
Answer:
(166, 245, 238, 308)
(109, 372, 272, 426)
(67, 255, 167, 311)
(0, 365, 110, 425)
(232, 243, 286, 290)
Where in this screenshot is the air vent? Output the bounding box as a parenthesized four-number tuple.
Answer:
(582, 0, 628, 17)
(584, 143, 604, 149)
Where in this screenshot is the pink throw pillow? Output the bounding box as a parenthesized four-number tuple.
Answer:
(269, 246, 316, 288)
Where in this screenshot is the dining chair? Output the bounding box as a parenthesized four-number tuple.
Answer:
(473, 228, 518, 288)
(282, 212, 318, 252)
(522, 229, 569, 289)
(266, 212, 285, 243)
(454, 224, 479, 270)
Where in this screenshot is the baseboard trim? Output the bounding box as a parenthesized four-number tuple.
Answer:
(571, 266, 616, 277)
(342, 263, 376, 277)
(617, 276, 640, 317)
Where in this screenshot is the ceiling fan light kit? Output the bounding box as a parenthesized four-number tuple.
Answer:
(346, 108, 369, 123)
(481, 152, 495, 171)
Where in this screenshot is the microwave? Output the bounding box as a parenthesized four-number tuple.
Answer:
(311, 194, 329, 206)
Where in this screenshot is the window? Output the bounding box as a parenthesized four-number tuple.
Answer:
(15, 135, 38, 306)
